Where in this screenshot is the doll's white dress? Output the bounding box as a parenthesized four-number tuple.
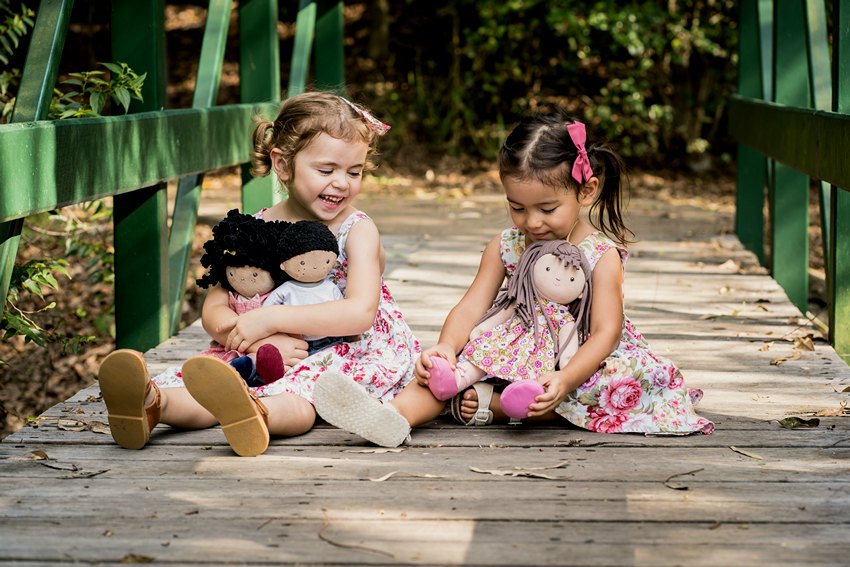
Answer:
(152, 210, 419, 405)
(492, 227, 713, 435)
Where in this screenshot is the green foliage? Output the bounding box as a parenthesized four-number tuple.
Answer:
(370, 0, 738, 168)
(0, 1, 34, 66)
(50, 62, 146, 119)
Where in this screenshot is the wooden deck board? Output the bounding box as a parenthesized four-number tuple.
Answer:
(2, 193, 850, 565)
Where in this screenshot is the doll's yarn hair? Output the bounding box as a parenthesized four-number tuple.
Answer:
(196, 209, 288, 291)
(478, 239, 593, 363)
(278, 220, 339, 262)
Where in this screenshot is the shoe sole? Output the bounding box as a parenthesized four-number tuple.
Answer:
(182, 356, 269, 457)
(98, 349, 150, 450)
(313, 371, 410, 448)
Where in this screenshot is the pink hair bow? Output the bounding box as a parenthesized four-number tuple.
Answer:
(341, 97, 391, 136)
(566, 121, 593, 184)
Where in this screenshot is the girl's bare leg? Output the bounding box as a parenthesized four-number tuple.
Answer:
(156, 387, 218, 429)
(262, 393, 316, 437)
(389, 380, 445, 427)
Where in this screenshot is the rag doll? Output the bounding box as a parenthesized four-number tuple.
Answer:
(196, 209, 290, 387)
(428, 239, 593, 418)
(227, 220, 346, 384)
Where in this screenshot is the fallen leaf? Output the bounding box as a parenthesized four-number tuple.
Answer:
(28, 450, 49, 461)
(777, 416, 820, 429)
(119, 554, 155, 564)
(770, 350, 801, 366)
(344, 448, 405, 454)
(815, 402, 848, 417)
(663, 467, 704, 490)
(729, 446, 763, 460)
(57, 419, 87, 432)
(759, 342, 773, 352)
(841, 386, 850, 393)
(368, 471, 446, 482)
(468, 462, 569, 480)
(793, 335, 815, 351)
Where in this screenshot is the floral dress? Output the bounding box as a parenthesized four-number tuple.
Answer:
(462, 299, 574, 381)
(496, 227, 714, 435)
(153, 210, 420, 404)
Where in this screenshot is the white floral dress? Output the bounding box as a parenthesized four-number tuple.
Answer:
(496, 227, 714, 435)
(153, 210, 420, 404)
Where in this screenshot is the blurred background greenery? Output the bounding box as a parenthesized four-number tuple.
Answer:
(2, 0, 739, 173)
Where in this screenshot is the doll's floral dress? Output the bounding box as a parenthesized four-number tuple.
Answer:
(153, 210, 420, 404)
(462, 299, 573, 381)
(495, 227, 714, 435)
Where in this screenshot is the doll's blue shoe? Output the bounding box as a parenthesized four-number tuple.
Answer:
(230, 356, 265, 388)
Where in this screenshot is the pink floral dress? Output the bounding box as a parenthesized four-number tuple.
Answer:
(462, 300, 574, 380)
(153, 211, 420, 404)
(495, 227, 714, 435)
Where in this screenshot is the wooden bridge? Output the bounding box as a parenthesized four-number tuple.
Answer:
(1, 1, 850, 564)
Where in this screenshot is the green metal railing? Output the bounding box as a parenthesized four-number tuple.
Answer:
(0, 0, 345, 351)
(730, 0, 849, 364)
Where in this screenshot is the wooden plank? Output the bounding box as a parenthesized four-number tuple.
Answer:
(0, 518, 848, 566)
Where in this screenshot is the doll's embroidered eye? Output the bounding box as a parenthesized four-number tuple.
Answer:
(300, 260, 306, 265)
(252, 272, 258, 277)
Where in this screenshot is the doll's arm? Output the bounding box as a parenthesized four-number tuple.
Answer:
(556, 322, 580, 370)
(201, 285, 239, 345)
(469, 305, 515, 339)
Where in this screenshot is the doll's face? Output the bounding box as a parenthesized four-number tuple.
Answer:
(281, 250, 337, 283)
(532, 253, 585, 304)
(226, 266, 276, 298)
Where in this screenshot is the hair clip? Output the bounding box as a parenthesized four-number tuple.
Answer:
(341, 97, 391, 136)
(566, 121, 593, 184)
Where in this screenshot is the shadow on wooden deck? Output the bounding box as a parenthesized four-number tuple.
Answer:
(2, 192, 849, 565)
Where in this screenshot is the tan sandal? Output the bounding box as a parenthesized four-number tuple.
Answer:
(98, 349, 161, 450)
(182, 356, 270, 457)
(450, 382, 495, 426)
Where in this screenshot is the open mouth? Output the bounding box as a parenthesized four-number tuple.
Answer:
(320, 194, 343, 205)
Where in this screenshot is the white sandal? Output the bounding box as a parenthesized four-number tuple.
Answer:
(450, 382, 495, 426)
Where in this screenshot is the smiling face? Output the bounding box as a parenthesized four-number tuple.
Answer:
(532, 253, 586, 304)
(281, 249, 337, 283)
(271, 133, 369, 223)
(503, 175, 597, 243)
(226, 265, 276, 298)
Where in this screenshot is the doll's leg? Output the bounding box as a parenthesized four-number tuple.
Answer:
(255, 343, 286, 384)
(427, 358, 486, 401)
(230, 354, 262, 386)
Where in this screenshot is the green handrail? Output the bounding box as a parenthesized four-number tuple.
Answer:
(0, 0, 344, 351)
(730, 0, 849, 363)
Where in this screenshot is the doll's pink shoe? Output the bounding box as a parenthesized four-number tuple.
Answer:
(427, 357, 462, 401)
(501, 380, 545, 419)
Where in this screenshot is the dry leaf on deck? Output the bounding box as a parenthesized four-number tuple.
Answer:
(815, 402, 848, 417)
(770, 350, 801, 366)
(368, 471, 446, 482)
(729, 446, 764, 460)
(759, 342, 773, 352)
(793, 335, 815, 351)
(344, 448, 405, 454)
(777, 416, 820, 429)
(28, 450, 49, 461)
(57, 419, 87, 432)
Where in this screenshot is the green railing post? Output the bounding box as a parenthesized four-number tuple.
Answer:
(167, 0, 234, 335)
(830, 0, 850, 362)
(770, 0, 810, 312)
(239, 0, 281, 215)
(111, 0, 169, 350)
(0, 0, 73, 318)
(735, 0, 767, 263)
(289, 0, 317, 98)
(315, 0, 345, 93)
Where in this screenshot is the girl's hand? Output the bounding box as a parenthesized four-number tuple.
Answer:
(414, 344, 457, 387)
(249, 334, 309, 367)
(526, 372, 573, 417)
(218, 309, 276, 352)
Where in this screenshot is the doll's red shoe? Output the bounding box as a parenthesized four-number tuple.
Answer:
(427, 357, 463, 401)
(501, 380, 545, 419)
(256, 344, 286, 384)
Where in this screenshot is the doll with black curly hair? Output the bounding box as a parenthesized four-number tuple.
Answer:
(193, 209, 291, 386)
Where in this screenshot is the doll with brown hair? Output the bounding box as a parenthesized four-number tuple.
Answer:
(427, 240, 593, 421)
